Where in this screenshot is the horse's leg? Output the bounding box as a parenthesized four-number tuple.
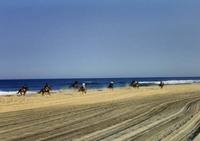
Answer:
(18, 92, 21, 96)
(17, 90, 22, 96)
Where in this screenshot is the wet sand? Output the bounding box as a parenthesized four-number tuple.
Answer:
(0, 84, 200, 141)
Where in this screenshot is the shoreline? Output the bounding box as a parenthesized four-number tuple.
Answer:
(0, 83, 200, 96)
(0, 83, 200, 113)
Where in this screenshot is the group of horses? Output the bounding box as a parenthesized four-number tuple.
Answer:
(17, 83, 52, 96)
(17, 82, 87, 96)
(17, 81, 165, 96)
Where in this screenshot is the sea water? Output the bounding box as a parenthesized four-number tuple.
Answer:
(0, 77, 200, 95)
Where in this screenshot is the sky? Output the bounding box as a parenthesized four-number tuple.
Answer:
(0, 0, 200, 79)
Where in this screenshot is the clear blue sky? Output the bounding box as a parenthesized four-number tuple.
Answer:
(0, 0, 200, 79)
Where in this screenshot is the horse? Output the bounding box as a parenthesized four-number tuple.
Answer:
(108, 81, 114, 90)
(130, 81, 140, 88)
(17, 86, 28, 96)
(70, 81, 79, 89)
(78, 86, 87, 94)
(159, 81, 164, 88)
(39, 84, 52, 95)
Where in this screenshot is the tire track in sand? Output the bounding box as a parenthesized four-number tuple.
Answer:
(1, 92, 200, 141)
(74, 97, 200, 141)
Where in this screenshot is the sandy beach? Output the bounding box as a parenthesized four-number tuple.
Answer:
(1, 84, 200, 141)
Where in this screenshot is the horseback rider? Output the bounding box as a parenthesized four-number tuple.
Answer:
(159, 81, 164, 88)
(108, 81, 114, 90)
(130, 81, 136, 87)
(39, 83, 52, 95)
(71, 81, 79, 89)
(130, 81, 139, 88)
(44, 83, 50, 91)
(17, 85, 28, 96)
(78, 83, 87, 94)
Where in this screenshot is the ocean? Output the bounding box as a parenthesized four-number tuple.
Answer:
(0, 77, 200, 95)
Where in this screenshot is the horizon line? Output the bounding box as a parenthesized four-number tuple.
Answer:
(1, 76, 200, 80)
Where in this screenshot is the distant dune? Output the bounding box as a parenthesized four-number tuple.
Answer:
(1, 84, 200, 141)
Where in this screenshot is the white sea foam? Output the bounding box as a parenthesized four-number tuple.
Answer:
(140, 81, 161, 84)
(163, 80, 200, 84)
(0, 90, 65, 96)
(0, 90, 38, 96)
(0, 91, 18, 95)
(140, 80, 200, 85)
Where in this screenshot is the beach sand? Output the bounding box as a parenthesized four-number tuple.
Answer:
(0, 84, 200, 141)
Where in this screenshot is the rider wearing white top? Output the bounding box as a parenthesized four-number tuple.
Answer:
(82, 83, 86, 89)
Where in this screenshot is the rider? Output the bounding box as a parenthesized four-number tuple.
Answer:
(71, 81, 79, 89)
(108, 81, 114, 89)
(159, 81, 164, 88)
(79, 83, 87, 94)
(44, 83, 50, 90)
(82, 83, 86, 89)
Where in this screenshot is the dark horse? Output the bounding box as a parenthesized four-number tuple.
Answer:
(17, 86, 28, 96)
(159, 81, 164, 88)
(70, 81, 79, 89)
(78, 83, 87, 94)
(108, 81, 114, 90)
(130, 81, 140, 88)
(39, 83, 52, 95)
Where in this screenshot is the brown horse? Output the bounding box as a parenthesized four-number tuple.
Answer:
(39, 84, 52, 95)
(17, 86, 28, 96)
